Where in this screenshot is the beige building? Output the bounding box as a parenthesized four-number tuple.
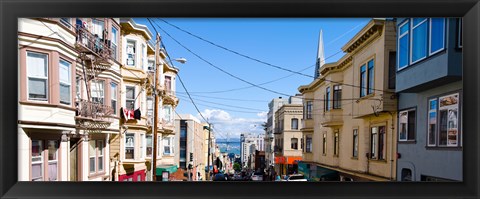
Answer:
(273, 98, 303, 176)
(298, 19, 397, 181)
(18, 18, 121, 181)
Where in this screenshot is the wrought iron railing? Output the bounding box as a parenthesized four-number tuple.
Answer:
(75, 26, 113, 61)
(76, 99, 113, 121)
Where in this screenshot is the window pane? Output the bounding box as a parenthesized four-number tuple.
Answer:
(92, 20, 104, 39)
(360, 65, 366, 96)
(111, 27, 118, 44)
(378, 126, 385, 160)
(126, 86, 135, 99)
(412, 21, 428, 62)
(430, 18, 445, 53)
(399, 35, 409, 68)
(90, 157, 95, 173)
(400, 22, 409, 34)
(27, 52, 48, 77)
(412, 18, 427, 26)
(438, 110, 448, 146)
(399, 111, 408, 140)
(32, 140, 42, 158)
(47, 140, 58, 160)
(32, 163, 42, 180)
(407, 110, 416, 140)
(60, 84, 70, 104)
(59, 60, 70, 83)
(89, 140, 96, 157)
(48, 162, 58, 181)
(29, 78, 47, 99)
(98, 156, 103, 171)
(97, 140, 103, 155)
(367, 60, 374, 94)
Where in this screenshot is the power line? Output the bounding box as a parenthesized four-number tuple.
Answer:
(176, 92, 268, 103)
(177, 96, 266, 114)
(176, 93, 267, 111)
(157, 18, 314, 78)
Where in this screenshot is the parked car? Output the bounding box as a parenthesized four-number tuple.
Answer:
(213, 173, 228, 181)
(286, 174, 307, 181)
(251, 172, 263, 181)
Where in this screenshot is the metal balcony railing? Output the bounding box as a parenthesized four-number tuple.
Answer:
(75, 26, 113, 63)
(75, 99, 113, 121)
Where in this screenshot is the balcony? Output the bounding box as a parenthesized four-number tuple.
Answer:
(75, 26, 113, 66)
(75, 99, 113, 130)
(320, 109, 344, 127)
(162, 119, 175, 134)
(162, 89, 178, 105)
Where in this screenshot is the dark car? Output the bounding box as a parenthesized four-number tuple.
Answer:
(213, 173, 228, 181)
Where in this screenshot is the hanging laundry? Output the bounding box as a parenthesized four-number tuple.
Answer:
(134, 108, 141, 120)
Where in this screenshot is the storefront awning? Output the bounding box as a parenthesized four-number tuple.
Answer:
(315, 166, 339, 181)
(156, 165, 178, 175)
(286, 156, 302, 164)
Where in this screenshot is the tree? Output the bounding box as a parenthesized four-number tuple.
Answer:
(233, 163, 241, 171)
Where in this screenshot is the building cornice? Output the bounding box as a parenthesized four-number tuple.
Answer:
(341, 19, 385, 54)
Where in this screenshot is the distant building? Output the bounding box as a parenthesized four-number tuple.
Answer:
(265, 97, 289, 167)
(240, 133, 264, 168)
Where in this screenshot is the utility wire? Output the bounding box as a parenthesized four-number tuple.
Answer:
(177, 96, 266, 114)
(176, 93, 267, 111)
(176, 92, 268, 103)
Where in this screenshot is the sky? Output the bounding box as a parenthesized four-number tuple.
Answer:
(133, 18, 371, 141)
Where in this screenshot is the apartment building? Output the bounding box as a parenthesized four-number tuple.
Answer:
(265, 97, 288, 167)
(298, 19, 398, 181)
(174, 114, 207, 181)
(395, 18, 462, 181)
(240, 133, 264, 168)
(18, 18, 122, 181)
(273, 96, 303, 176)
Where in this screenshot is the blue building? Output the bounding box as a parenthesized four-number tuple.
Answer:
(395, 18, 463, 181)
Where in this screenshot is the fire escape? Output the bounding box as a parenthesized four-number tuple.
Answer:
(74, 24, 114, 133)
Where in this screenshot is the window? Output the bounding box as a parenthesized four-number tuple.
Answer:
(333, 85, 342, 109)
(165, 76, 172, 93)
(111, 27, 118, 59)
(301, 138, 304, 151)
(27, 52, 48, 101)
(140, 134, 145, 159)
(305, 136, 312, 153)
(430, 18, 445, 54)
(291, 118, 298, 130)
(92, 19, 104, 39)
(360, 64, 367, 97)
(325, 87, 331, 111)
(164, 105, 172, 124)
(367, 59, 374, 95)
(306, 101, 313, 119)
(399, 109, 416, 141)
(125, 86, 135, 110)
(75, 75, 81, 101)
(125, 133, 135, 159)
(111, 82, 117, 114)
(89, 140, 104, 174)
(370, 126, 386, 160)
(148, 60, 154, 70)
(59, 59, 71, 105)
(146, 135, 153, 157)
(126, 40, 136, 66)
(91, 80, 104, 104)
(428, 93, 460, 147)
(291, 138, 298, 150)
(353, 129, 359, 158)
(60, 18, 71, 28)
(322, 133, 327, 155)
(411, 18, 428, 63)
(401, 169, 412, 181)
(333, 131, 339, 156)
(398, 20, 410, 70)
(31, 140, 43, 181)
(398, 18, 446, 70)
(164, 137, 174, 155)
(46, 140, 58, 181)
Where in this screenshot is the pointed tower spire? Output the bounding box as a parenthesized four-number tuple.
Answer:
(314, 29, 325, 78)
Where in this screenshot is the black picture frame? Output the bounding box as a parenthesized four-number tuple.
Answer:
(1, 0, 479, 198)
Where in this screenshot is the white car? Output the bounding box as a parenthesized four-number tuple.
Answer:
(286, 174, 307, 181)
(251, 172, 263, 181)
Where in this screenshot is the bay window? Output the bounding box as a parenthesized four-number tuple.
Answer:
(360, 64, 366, 97)
(125, 133, 135, 159)
(126, 40, 136, 66)
(397, 18, 446, 70)
(111, 82, 117, 115)
(411, 18, 428, 63)
(164, 105, 172, 124)
(91, 79, 104, 104)
(27, 52, 48, 101)
(428, 93, 460, 147)
(126, 86, 135, 110)
(333, 85, 342, 109)
(111, 26, 118, 60)
(325, 87, 331, 111)
(59, 59, 71, 105)
(399, 109, 416, 141)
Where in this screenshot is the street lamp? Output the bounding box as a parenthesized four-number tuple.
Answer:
(174, 57, 187, 64)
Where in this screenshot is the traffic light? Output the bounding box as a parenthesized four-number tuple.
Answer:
(190, 152, 193, 162)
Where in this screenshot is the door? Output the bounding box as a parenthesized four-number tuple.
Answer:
(70, 138, 80, 181)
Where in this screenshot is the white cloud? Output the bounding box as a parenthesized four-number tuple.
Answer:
(198, 109, 266, 140)
(256, 111, 268, 118)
